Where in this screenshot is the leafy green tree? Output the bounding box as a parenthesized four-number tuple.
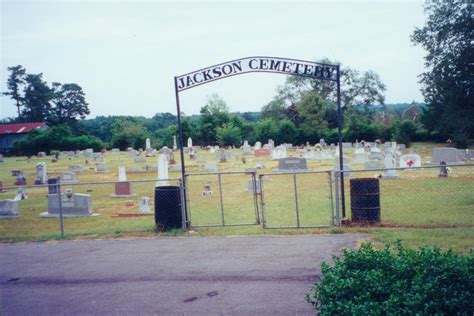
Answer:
(2, 65, 26, 118)
(276, 119, 299, 144)
(198, 94, 230, 145)
(216, 124, 242, 147)
(255, 118, 278, 143)
(49, 82, 90, 125)
(297, 92, 329, 141)
(21, 73, 53, 122)
(276, 59, 386, 111)
(110, 119, 150, 150)
(392, 120, 418, 147)
(412, 0, 473, 146)
(13, 124, 104, 155)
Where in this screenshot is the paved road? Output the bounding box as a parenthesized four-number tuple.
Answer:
(1, 234, 367, 315)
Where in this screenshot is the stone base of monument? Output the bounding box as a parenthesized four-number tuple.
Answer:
(0, 199, 20, 219)
(111, 182, 136, 198)
(40, 193, 99, 217)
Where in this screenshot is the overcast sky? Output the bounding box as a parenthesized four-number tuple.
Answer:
(1, 0, 427, 119)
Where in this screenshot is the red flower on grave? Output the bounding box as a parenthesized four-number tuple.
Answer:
(407, 160, 415, 167)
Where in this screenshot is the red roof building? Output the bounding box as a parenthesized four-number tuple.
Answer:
(0, 122, 48, 153)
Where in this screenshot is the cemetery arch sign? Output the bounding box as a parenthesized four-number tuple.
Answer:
(174, 56, 346, 219)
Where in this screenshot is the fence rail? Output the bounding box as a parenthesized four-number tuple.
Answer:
(1, 164, 473, 241)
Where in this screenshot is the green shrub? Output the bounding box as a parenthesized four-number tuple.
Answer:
(307, 242, 473, 315)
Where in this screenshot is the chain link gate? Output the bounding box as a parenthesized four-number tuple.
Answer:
(184, 171, 260, 227)
(258, 170, 335, 228)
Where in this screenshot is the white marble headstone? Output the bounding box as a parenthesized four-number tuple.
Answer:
(118, 166, 127, 181)
(157, 154, 169, 186)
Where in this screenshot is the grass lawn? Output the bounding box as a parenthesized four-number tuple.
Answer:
(0, 142, 473, 253)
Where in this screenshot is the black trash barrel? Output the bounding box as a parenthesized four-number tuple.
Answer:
(155, 186, 182, 230)
(350, 178, 381, 223)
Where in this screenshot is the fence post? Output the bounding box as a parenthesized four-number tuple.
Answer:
(56, 180, 64, 238)
(179, 178, 187, 229)
(251, 171, 260, 225)
(328, 171, 335, 226)
(217, 173, 225, 226)
(259, 174, 266, 228)
(184, 174, 191, 226)
(293, 174, 300, 228)
(334, 171, 340, 226)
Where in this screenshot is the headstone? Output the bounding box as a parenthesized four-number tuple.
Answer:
(365, 160, 382, 170)
(134, 157, 146, 163)
(130, 166, 145, 173)
(432, 148, 460, 164)
(11, 170, 23, 177)
(254, 142, 262, 150)
(254, 148, 271, 157)
(145, 138, 153, 157)
(242, 143, 252, 156)
(204, 163, 218, 172)
(354, 147, 365, 155)
(0, 181, 6, 193)
(400, 154, 421, 168)
(111, 148, 120, 153)
(278, 157, 308, 171)
(34, 162, 48, 185)
(255, 161, 265, 169)
(397, 144, 406, 151)
(118, 167, 127, 181)
(342, 142, 352, 148)
(42, 190, 96, 217)
(157, 154, 169, 186)
(14, 176, 26, 185)
(0, 154, 3, 163)
(438, 161, 448, 177)
(370, 151, 384, 161)
(138, 197, 152, 213)
(224, 150, 233, 161)
(304, 149, 316, 160)
(271, 146, 287, 160)
(47, 178, 59, 194)
(14, 188, 27, 200)
(219, 149, 226, 163)
(268, 139, 275, 149)
(61, 171, 79, 184)
(96, 162, 108, 173)
(319, 139, 326, 147)
(187, 137, 193, 148)
(352, 153, 370, 164)
(189, 147, 196, 160)
(333, 157, 350, 169)
(128, 150, 139, 157)
(68, 164, 84, 173)
(173, 136, 177, 151)
(0, 200, 20, 218)
(38, 152, 46, 157)
(114, 182, 133, 197)
(382, 151, 399, 178)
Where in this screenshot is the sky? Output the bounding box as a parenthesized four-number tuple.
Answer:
(0, 0, 427, 119)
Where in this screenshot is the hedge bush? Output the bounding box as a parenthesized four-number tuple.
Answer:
(307, 242, 473, 315)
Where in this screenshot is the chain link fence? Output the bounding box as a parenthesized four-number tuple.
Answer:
(1, 164, 472, 241)
(0, 178, 182, 241)
(333, 164, 474, 227)
(184, 171, 260, 227)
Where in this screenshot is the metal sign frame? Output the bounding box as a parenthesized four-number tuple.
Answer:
(174, 56, 346, 223)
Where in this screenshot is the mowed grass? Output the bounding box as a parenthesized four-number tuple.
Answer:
(0, 143, 473, 253)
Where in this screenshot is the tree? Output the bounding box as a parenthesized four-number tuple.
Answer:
(198, 94, 230, 145)
(3, 65, 26, 118)
(255, 119, 278, 143)
(276, 119, 299, 144)
(275, 59, 386, 111)
(216, 124, 242, 147)
(21, 73, 53, 122)
(110, 119, 150, 150)
(411, 0, 473, 146)
(297, 92, 329, 138)
(50, 83, 90, 125)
